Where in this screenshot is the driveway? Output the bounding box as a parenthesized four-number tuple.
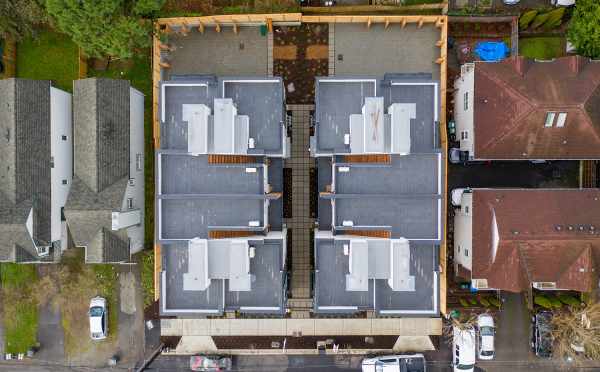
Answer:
(449, 161, 579, 190)
(34, 302, 64, 363)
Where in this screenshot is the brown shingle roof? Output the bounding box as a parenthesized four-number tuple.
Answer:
(472, 189, 600, 292)
(472, 56, 600, 160)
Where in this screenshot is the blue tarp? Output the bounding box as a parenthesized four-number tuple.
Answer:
(475, 41, 510, 62)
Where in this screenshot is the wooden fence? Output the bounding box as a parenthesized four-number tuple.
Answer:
(2, 38, 16, 77)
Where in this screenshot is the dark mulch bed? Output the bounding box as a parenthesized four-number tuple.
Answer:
(283, 168, 293, 218)
(144, 300, 161, 320)
(212, 335, 398, 349)
(309, 167, 317, 219)
(274, 24, 328, 104)
(449, 21, 512, 38)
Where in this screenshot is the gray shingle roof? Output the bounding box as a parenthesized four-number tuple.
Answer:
(0, 78, 52, 260)
(73, 78, 130, 193)
(67, 78, 131, 263)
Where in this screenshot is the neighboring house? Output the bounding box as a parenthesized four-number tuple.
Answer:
(453, 188, 600, 293)
(64, 78, 145, 263)
(0, 78, 72, 262)
(313, 74, 443, 315)
(453, 56, 600, 161)
(157, 76, 288, 316)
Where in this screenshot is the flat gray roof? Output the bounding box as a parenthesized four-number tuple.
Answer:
(160, 77, 285, 155)
(161, 239, 285, 315)
(160, 197, 265, 240)
(314, 239, 438, 315)
(160, 154, 264, 195)
(314, 76, 439, 155)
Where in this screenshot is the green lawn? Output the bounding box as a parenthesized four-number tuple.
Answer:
(89, 52, 154, 248)
(0, 263, 38, 354)
(16, 29, 79, 92)
(519, 37, 565, 60)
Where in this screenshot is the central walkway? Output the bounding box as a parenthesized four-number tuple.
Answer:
(285, 104, 315, 318)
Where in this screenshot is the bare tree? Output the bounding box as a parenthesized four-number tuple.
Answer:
(552, 302, 600, 363)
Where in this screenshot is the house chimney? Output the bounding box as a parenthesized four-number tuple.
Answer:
(568, 55, 587, 75)
(513, 56, 530, 77)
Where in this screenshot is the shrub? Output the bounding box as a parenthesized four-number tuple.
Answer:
(543, 8, 565, 30)
(558, 294, 581, 307)
(479, 297, 490, 307)
(531, 12, 552, 30)
(535, 295, 553, 309)
(567, 0, 600, 59)
(519, 10, 538, 30)
(488, 297, 501, 308)
(469, 298, 478, 305)
(459, 298, 470, 307)
(549, 296, 563, 309)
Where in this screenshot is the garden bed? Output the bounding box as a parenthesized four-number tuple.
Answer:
(273, 23, 328, 104)
(518, 36, 565, 60)
(16, 29, 78, 92)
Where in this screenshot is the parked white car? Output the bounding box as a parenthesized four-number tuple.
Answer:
(452, 326, 476, 372)
(361, 354, 426, 372)
(89, 297, 108, 340)
(477, 314, 496, 360)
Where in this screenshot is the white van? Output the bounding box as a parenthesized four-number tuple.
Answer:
(361, 354, 426, 372)
(452, 326, 476, 372)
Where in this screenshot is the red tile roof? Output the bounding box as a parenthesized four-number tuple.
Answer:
(472, 189, 600, 292)
(472, 56, 600, 160)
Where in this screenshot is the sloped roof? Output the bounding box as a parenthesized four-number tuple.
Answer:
(73, 78, 130, 193)
(473, 56, 600, 160)
(0, 78, 52, 258)
(67, 78, 131, 263)
(472, 189, 600, 292)
(65, 176, 129, 262)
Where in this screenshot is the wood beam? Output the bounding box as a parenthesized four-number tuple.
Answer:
(401, 18, 407, 29)
(232, 21, 238, 34)
(367, 17, 372, 29)
(159, 61, 171, 69)
(266, 18, 273, 33)
(385, 18, 390, 30)
(198, 21, 204, 34)
(180, 22, 189, 35)
(418, 17, 424, 29)
(435, 56, 445, 65)
(164, 24, 172, 34)
(436, 17, 444, 28)
(159, 43, 170, 50)
(215, 21, 221, 33)
(436, 39, 444, 47)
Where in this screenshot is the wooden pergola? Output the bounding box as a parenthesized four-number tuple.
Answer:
(152, 14, 448, 314)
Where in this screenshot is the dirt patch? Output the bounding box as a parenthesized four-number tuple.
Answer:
(120, 272, 137, 315)
(274, 24, 329, 104)
(32, 251, 121, 366)
(306, 45, 328, 60)
(273, 45, 298, 60)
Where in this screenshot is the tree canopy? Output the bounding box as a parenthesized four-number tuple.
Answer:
(45, 0, 165, 59)
(567, 0, 600, 59)
(0, 0, 47, 41)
